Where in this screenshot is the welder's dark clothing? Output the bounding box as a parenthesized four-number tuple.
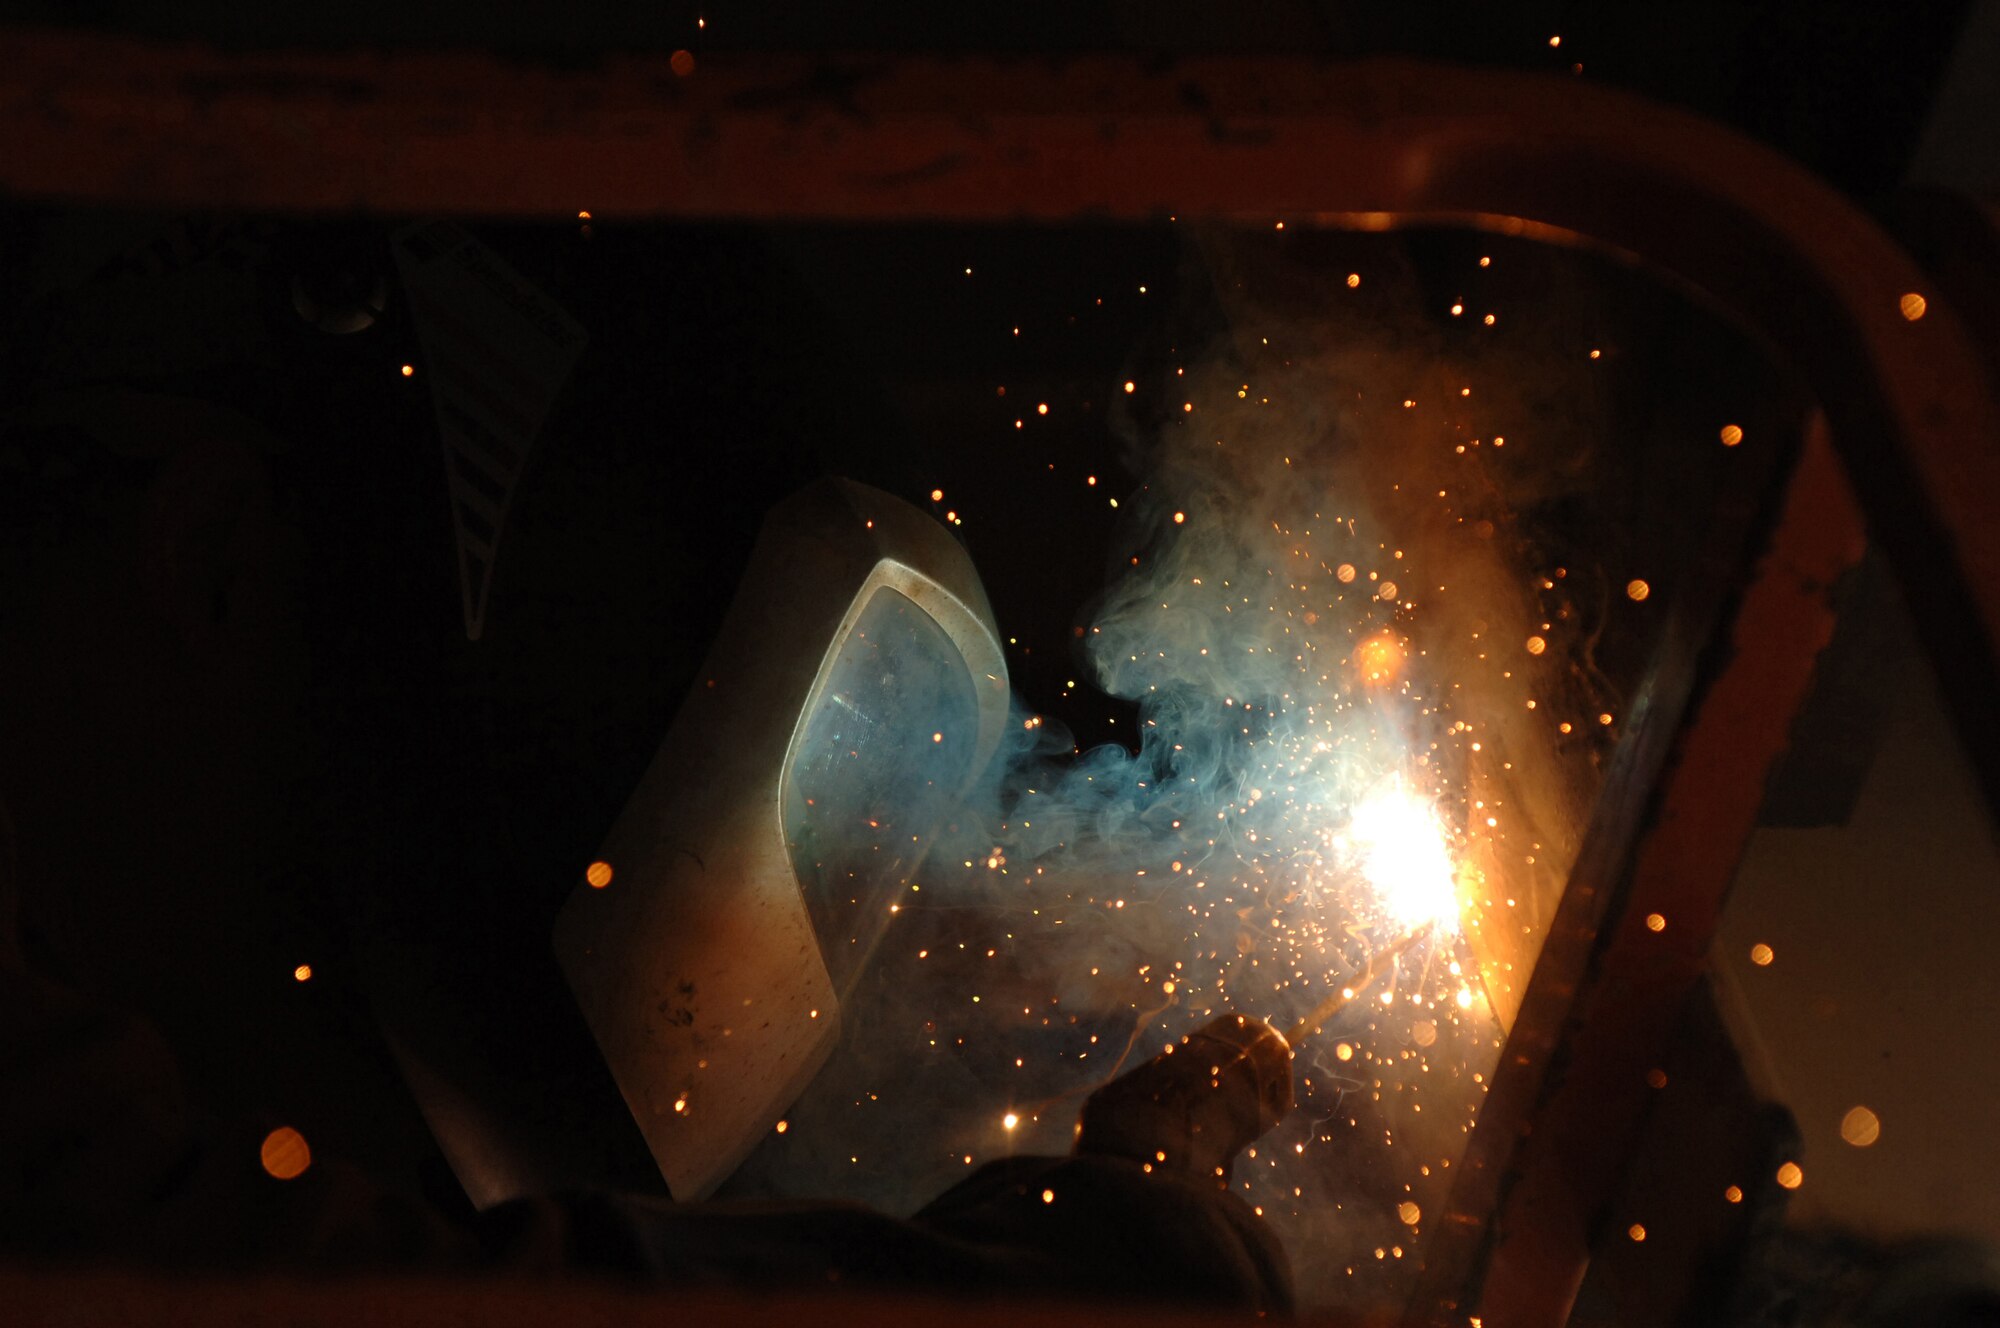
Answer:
(0, 996, 1291, 1312)
(2, 789, 1289, 1312)
(481, 1155, 1293, 1313)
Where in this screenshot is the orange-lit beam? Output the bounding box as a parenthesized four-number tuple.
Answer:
(1424, 423, 1865, 1325)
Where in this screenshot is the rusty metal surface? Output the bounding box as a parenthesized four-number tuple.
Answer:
(3, 32, 1996, 1326)
(1423, 426, 1866, 1326)
(1583, 982, 1802, 1327)
(1402, 398, 1807, 1324)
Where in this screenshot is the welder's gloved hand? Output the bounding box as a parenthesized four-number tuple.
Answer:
(1075, 1012, 1295, 1185)
(917, 1153, 1294, 1312)
(479, 1154, 1292, 1315)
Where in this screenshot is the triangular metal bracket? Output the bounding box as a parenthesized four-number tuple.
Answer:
(392, 220, 587, 641)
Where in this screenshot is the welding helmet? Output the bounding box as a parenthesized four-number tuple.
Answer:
(548, 478, 1010, 1200)
(6, 211, 1010, 1209)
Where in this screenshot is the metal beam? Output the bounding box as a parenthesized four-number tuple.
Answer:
(1422, 424, 1865, 1325)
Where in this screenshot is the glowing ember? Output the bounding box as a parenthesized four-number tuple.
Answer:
(1354, 632, 1405, 685)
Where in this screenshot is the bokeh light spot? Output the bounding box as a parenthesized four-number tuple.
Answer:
(261, 1127, 311, 1180)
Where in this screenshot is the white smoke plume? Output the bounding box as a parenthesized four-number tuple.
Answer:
(728, 226, 1619, 1312)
